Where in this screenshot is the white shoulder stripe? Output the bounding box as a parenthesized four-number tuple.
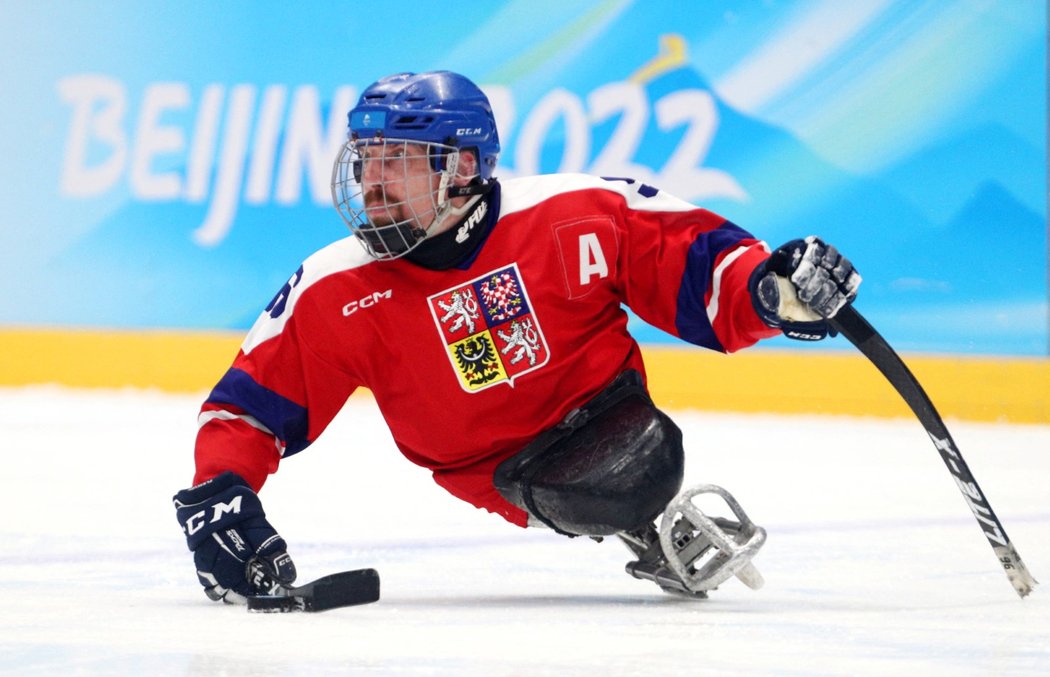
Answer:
(198, 409, 287, 456)
(706, 242, 770, 326)
(241, 236, 372, 355)
(198, 408, 272, 434)
(498, 173, 699, 219)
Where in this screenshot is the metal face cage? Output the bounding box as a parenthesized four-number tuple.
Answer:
(331, 137, 460, 260)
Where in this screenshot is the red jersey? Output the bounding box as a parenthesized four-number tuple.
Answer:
(194, 174, 778, 526)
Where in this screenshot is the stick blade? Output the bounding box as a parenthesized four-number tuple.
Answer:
(996, 545, 1039, 598)
(247, 568, 381, 613)
(1011, 575, 1038, 599)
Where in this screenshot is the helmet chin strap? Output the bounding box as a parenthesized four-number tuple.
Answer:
(432, 193, 480, 231)
(437, 147, 495, 201)
(429, 149, 471, 235)
(435, 150, 459, 211)
(428, 177, 496, 239)
(446, 182, 494, 199)
(427, 148, 495, 239)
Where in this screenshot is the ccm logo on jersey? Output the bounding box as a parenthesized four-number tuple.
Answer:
(182, 496, 243, 536)
(343, 289, 392, 316)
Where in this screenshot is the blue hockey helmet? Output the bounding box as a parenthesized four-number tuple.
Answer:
(332, 71, 501, 260)
(346, 71, 500, 179)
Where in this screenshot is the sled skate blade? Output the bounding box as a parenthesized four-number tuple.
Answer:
(619, 522, 707, 598)
(659, 484, 766, 593)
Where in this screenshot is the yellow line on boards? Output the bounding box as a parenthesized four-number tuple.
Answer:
(2, 328, 1046, 423)
(642, 346, 1049, 424)
(1, 327, 243, 393)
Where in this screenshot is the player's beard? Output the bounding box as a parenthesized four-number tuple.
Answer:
(359, 189, 428, 256)
(363, 188, 401, 228)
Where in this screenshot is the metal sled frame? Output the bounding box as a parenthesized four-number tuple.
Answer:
(659, 484, 766, 592)
(620, 484, 766, 596)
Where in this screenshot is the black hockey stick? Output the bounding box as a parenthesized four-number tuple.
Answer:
(829, 305, 1037, 598)
(247, 568, 381, 612)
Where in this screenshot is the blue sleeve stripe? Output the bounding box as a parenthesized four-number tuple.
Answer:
(207, 367, 311, 456)
(675, 222, 754, 351)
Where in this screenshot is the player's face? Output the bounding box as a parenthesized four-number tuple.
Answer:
(358, 142, 440, 230)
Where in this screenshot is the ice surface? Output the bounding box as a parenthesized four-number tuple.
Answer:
(2, 386, 1047, 675)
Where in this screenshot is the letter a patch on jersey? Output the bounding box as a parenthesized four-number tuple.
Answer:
(427, 264, 550, 392)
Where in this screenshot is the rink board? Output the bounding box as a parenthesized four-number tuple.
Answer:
(3, 328, 1045, 423)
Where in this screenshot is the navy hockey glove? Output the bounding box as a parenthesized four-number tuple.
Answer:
(750, 236, 861, 341)
(173, 471, 297, 604)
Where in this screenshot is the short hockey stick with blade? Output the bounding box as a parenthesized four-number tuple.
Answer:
(247, 568, 380, 612)
(829, 305, 1037, 598)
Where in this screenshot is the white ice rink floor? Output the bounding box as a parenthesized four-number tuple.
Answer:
(2, 386, 1048, 676)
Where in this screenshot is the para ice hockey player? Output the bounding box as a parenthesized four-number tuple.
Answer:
(173, 70, 860, 605)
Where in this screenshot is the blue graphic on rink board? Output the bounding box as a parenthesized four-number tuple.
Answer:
(1, 1, 1045, 355)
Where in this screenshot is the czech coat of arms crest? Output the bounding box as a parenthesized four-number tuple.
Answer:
(427, 264, 550, 392)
